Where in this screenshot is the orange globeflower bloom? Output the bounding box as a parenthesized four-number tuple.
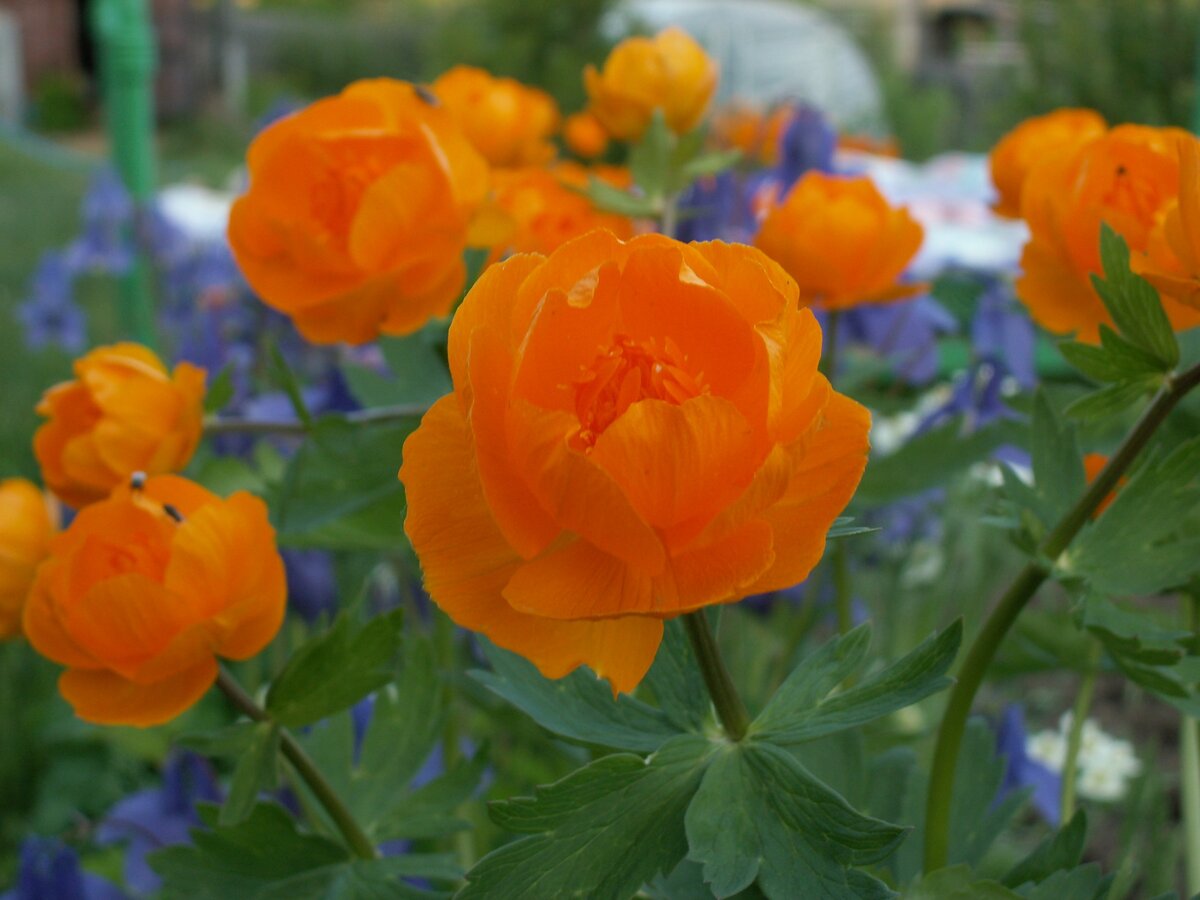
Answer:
(400, 231, 870, 693)
(431, 66, 560, 168)
(754, 172, 925, 310)
(584, 27, 718, 140)
(23, 475, 285, 727)
(564, 111, 609, 159)
(35, 343, 205, 510)
(228, 79, 489, 346)
(989, 108, 1107, 219)
(1017, 125, 1200, 341)
(1135, 136, 1200, 310)
(485, 163, 635, 259)
(0, 479, 57, 639)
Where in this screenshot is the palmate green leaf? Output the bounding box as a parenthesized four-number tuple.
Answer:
(1094, 225, 1178, 369)
(273, 415, 417, 550)
(460, 735, 714, 900)
(219, 722, 280, 827)
(1001, 810, 1087, 889)
(1065, 377, 1158, 421)
(1067, 438, 1200, 594)
(1031, 390, 1085, 522)
(753, 622, 961, 746)
(255, 855, 458, 900)
(1015, 865, 1109, 900)
(471, 640, 682, 752)
(906, 865, 1021, 899)
(642, 619, 710, 732)
(685, 741, 903, 899)
(379, 749, 487, 840)
(856, 417, 1023, 504)
(342, 319, 451, 410)
(266, 609, 403, 728)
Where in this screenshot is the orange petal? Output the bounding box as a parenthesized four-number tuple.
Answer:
(22, 560, 99, 669)
(654, 519, 776, 614)
(503, 539, 655, 619)
(400, 394, 663, 693)
(59, 657, 218, 727)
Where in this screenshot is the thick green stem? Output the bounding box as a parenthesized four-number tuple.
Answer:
(1060, 642, 1102, 822)
(205, 402, 429, 437)
(924, 360, 1200, 873)
(1183, 595, 1200, 895)
(683, 610, 751, 741)
(215, 668, 377, 860)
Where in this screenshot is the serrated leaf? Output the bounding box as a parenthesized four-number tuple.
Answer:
(460, 735, 713, 900)
(1094, 225, 1178, 368)
(1031, 390, 1085, 521)
(1016, 864, 1108, 900)
(583, 175, 660, 217)
(266, 609, 403, 728)
(375, 327, 453, 406)
(685, 741, 902, 899)
(1002, 809, 1087, 888)
(220, 722, 280, 827)
(380, 749, 486, 840)
(754, 622, 961, 746)
(643, 619, 709, 732)
(255, 855, 458, 900)
(907, 865, 1020, 899)
(1064, 378, 1158, 421)
(471, 640, 681, 752)
(273, 416, 416, 550)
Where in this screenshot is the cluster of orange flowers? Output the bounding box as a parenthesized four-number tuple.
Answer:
(990, 109, 1200, 340)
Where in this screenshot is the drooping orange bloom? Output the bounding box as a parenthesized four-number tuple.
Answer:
(564, 111, 609, 159)
(400, 231, 870, 693)
(34, 343, 205, 509)
(0, 479, 57, 639)
(584, 28, 718, 140)
(228, 79, 490, 345)
(23, 475, 285, 727)
(431, 66, 560, 168)
(1134, 136, 1200, 310)
(989, 108, 1107, 219)
(754, 172, 925, 310)
(1016, 125, 1200, 341)
(1082, 452, 1125, 517)
(484, 163, 635, 259)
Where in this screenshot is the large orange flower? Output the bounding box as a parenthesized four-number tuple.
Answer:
(431, 66, 560, 168)
(989, 108, 1107, 219)
(1016, 125, 1200, 341)
(228, 79, 489, 345)
(1134, 135, 1200, 310)
(754, 172, 925, 310)
(584, 28, 718, 140)
(484, 163, 635, 259)
(400, 231, 870, 693)
(23, 475, 285, 726)
(0, 479, 57, 639)
(35, 343, 205, 509)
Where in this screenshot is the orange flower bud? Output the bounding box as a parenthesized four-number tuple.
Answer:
(1134, 135, 1200, 310)
(564, 111, 609, 159)
(1016, 125, 1200, 341)
(23, 475, 285, 726)
(228, 79, 490, 345)
(583, 28, 718, 141)
(34, 343, 205, 510)
(754, 172, 925, 310)
(0, 479, 57, 639)
(484, 162, 635, 258)
(989, 108, 1106, 219)
(400, 231, 870, 694)
(431, 66, 560, 168)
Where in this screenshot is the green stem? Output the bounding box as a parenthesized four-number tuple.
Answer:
(1060, 641, 1102, 822)
(924, 360, 1200, 873)
(660, 192, 679, 239)
(683, 610, 751, 741)
(1182, 595, 1200, 896)
(215, 668, 377, 860)
(205, 402, 429, 437)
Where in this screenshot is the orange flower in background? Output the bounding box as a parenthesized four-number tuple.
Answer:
(711, 104, 790, 165)
(1082, 453, 1126, 517)
(564, 111, 609, 159)
(584, 27, 718, 140)
(431, 66, 560, 168)
(23, 475, 285, 726)
(35, 343, 205, 509)
(1135, 136, 1200, 310)
(1016, 125, 1200, 341)
(0, 479, 57, 639)
(228, 78, 489, 345)
(989, 108, 1107, 219)
(484, 163, 635, 259)
(754, 172, 925, 310)
(400, 231, 870, 693)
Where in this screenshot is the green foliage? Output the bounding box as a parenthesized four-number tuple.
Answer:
(1001, 811, 1088, 889)
(220, 722, 281, 826)
(1030, 390, 1085, 523)
(342, 323, 452, 409)
(266, 609, 404, 728)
